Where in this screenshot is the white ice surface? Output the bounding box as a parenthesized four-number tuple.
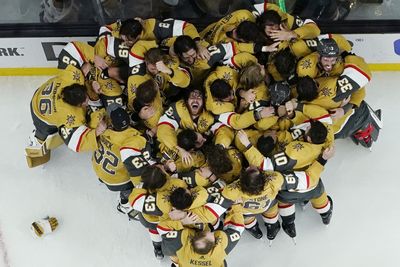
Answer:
(0, 72, 399, 267)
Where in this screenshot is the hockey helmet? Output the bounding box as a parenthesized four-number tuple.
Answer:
(269, 82, 291, 106)
(317, 38, 339, 57)
(107, 103, 130, 131)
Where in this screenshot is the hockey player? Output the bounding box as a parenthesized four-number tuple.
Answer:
(254, 3, 320, 42)
(238, 120, 332, 172)
(58, 41, 129, 108)
(128, 165, 187, 259)
(295, 55, 382, 148)
(204, 66, 276, 130)
(96, 17, 209, 70)
(127, 43, 191, 111)
(157, 203, 244, 267)
(200, 9, 259, 45)
(174, 143, 241, 188)
(157, 88, 215, 164)
(92, 103, 154, 213)
(221, 149, 331, 241)
(297, 37, 352, 78)
(26, 64, 107, 167)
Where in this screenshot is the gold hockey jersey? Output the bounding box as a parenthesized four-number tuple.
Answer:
(99, 18, 200, 43)
(157, 99, 215, 153)
(204, 66, 259, 130)
(222, 171, 284, 214)
(252, 3, 320, 40)
(92, 127, 152, 186)
(156, 204, 244, 267)
(129, 177, 187, 223)
(200, 9, 256, 45)
(303, 55, 371, 133)
(31, 65, 98, 152)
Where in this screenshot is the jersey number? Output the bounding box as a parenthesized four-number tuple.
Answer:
(273, 152, 288, 166)
(39, 83, 54, 115)
(144, 195, 156, 212)
(131, 151, 151, 169)
(94, 143, 119, 175)
(338, 77, 353, 93)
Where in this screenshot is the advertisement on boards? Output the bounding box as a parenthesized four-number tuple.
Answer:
(0, 37, 95, 69)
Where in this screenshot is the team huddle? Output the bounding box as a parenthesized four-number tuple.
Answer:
(25, 1, 383, 266)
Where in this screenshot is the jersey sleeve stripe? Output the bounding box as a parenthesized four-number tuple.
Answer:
(303, 19, 317, 25)
(67, 126, 90, 152)
(156, 225, 172, 235)
(99, 25, 112, 36)
(120, 147, 142, 161)
(217, 112, 235, 127)
(75, 127, 90, 152)
(158, 121, 177, 130)
(224, 221, 245, 233)
(129, 51, 145, 60)
(179, 67, 190, 77)
(106, 36, 116, 57)
(172, 19, 185, 36)
(291, 171, 310, 190)
(261, 157, 273, 171)
(303, 114, 332, 124)
(131, 193, 146, 211)
(158, 114, 179, 129)
(62, 42, 85, 67)
(204, 205, 220, 220)
(129, 52, 145, 67)
(210, 122, 226, 134)
(71, 42, 86, 63)
(149, 229, 159, 234)
(344, 64, 371, 84)
(230, 56, 239, 69)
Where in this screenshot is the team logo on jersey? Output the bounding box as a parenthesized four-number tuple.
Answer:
(321, 87, 332, 97)
(292, 142, 304, 151)
(72, 70, 81, 82)
(66, 114, 76, 127)
(300, 58, 312, 69)
(198, 117, 209, 130)
(222, 72, 232, 82)
(105, 80, 114, 90)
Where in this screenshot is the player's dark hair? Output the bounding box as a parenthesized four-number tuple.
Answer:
(296, 76, 319, 102)
(170, 187, 193, 210)
(204, 144, 233, 176)
(141, 165, 167, 192)
(274, 48, 297, 80)
(112, 60, 130, 83)
(145, 48, 164, 64)
(135, 79, 158, 105)
(210, 79, 232, 101)
(177, 129, 198, 151)
(183, 87, 204, 102)
(61, 84, 87, 106)
(257, 136, 275, 157)
(236, 21, 264, 43)
(120, 19, 143, 40)
(308, 120, 328, 144)
(240, 168, 267, 195)
(174, 35, 197, 57)
(191, 231, 214, 255)
(257, 10, 282, 28)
